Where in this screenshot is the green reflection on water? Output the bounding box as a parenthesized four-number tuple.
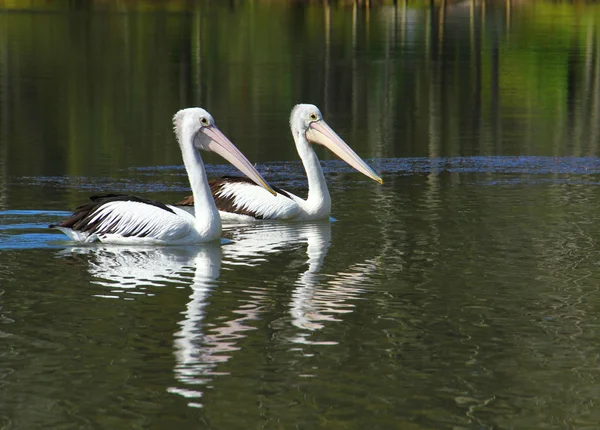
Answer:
(2, 1, 600, 181)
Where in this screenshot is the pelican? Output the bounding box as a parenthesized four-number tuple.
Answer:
(174, 104, 383, 222)
(50, 108, 275, 245)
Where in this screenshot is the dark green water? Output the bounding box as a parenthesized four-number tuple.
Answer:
(3, 1, 600, 428)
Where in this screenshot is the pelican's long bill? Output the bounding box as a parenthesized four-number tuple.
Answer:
(200, 126, 277, 195)
(306, 121, 383, 184)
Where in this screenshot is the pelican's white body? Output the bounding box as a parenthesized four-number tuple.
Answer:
(209, 109, 332, 222)
(53, 202, 218, 245)
(53, 107, 273, 245)
(210, 174, 330, 223)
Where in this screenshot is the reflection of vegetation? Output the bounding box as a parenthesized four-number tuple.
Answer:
(1, 0, 600, 184)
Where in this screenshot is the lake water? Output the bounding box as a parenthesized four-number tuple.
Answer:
(2, 1, 600, 428)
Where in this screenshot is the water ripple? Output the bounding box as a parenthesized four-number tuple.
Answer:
(13, 156, 600, 197)
(375, 156, 600, 176)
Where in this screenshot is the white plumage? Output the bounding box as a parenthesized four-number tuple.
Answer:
(53, 202, 197, 245)
(51, 108, 275, 245)
(214, 181, 301, 222)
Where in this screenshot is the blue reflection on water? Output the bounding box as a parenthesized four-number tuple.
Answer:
(374, 156, 600, 175)
(0, 210, 73, 250)
(12, 156, 600, 196)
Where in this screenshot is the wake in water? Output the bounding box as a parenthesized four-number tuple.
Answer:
(0, 210, 72, 250)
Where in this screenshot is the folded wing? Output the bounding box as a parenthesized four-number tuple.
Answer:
(210, 177, 301, 220)
(51, 194, 192, 242)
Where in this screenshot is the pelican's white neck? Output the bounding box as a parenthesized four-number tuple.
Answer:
(292, 128, 331, 218)
(178, 128, 221, 240)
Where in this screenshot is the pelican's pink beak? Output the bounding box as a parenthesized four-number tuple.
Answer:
(305, 120, 383, 184)
(201, 126, 276, 195)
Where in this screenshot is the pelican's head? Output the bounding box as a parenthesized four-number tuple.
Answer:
(290, 104, 383, 185)
(173, 108, 276, 195)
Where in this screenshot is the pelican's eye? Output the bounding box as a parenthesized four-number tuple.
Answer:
(200, 117, 210, 126)
(309, 113, 318, 121)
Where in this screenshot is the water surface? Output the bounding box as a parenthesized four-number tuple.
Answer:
(2, 1, 600, 429)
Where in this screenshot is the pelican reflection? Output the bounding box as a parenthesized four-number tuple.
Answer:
(63, 245, 213, 294)
(58, 244, 226, 407)
(57, 220, 377, 407)
(221, 222, 378, 346)
(220, 220, 332, 268)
